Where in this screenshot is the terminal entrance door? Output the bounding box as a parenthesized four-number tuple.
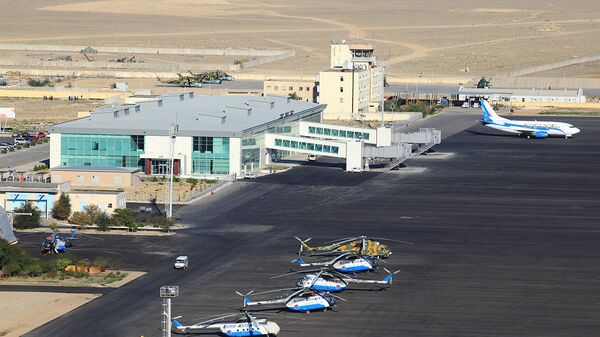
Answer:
(150, 159, 180, 175)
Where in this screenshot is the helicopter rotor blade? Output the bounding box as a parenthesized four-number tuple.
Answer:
(368, 237, 414, 245)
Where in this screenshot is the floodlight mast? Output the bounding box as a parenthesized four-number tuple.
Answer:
(160, 285, 179, 337)
(167, 124, 178, 218)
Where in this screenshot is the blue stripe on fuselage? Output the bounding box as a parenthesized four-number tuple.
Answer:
(289, 303, 327, 312)
(312, 284, 345, 292)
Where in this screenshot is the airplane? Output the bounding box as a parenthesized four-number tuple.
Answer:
(293, 252, 378, 273)
(237, 271, 345, 312)
(171, 311, 280, 336)
(41, 232, 73, 255)
(272, 268, 400, 292)
(480, 99, 580, 139)
(295, 235, 412, 258)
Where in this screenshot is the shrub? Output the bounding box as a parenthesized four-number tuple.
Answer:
(8, 147, 14, 152)
(33, 164, 48, 171)
(16, 145, 22, 150)
(53, 256, 72, 271)
(150, 176, 159, 182)
(83, 204, 102, 225)
(30, 141, 37, 147)
(52, 193, 71, 221)
(149, 215, 175, 232)
(13, 202, 41, 229)
(69, 211, 91, 227)
(23, 143, 30, 148)
(112, 208, 139, 231)
(0, 240, 44, 277)
(43, 137, 49, 143)
(173, 176, 181, 183)
(0, 149, 6, 154)
(28, 78, 52, 87)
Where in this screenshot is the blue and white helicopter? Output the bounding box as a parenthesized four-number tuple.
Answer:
(272, 268, 400, 293)
(293, 252, 378, 273)
(171, 311, 280, 336)
(237, 271, 345, 313)
(41, 232, 73, 255)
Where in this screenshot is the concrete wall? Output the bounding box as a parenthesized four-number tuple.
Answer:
(229, 137, 241, 178)
(49, 133, 61, 168)
(324, 111, 414, 122)
(509, 54, 600, 77)
(0, 43, 292, 57)
(0, 59, 241, 72)
(493, 76, 600, 90)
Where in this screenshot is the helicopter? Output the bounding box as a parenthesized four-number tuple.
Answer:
(293, 252, 378, 273)
(156, 73, 203, 88)
(171, 311, 280, 336)
(272, 268, 400, 293)
(41, 232, 73, 255)
(294, 235, 412, 258)
(236, 271, 345, 313)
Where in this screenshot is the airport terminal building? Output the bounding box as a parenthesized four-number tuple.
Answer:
(49, 93, 325, 178)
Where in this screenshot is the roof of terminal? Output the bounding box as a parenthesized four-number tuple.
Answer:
(50, 93, 325, 137)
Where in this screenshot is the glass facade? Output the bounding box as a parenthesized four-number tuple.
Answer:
(308, 126, 370, 140)
(274, 138, 339, 155)
(60, 134, 144, 167)
(192, 137, 230, 174)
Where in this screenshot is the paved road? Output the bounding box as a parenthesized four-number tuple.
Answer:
(12, 112, 600, 337)
(0, 143, 49, 170)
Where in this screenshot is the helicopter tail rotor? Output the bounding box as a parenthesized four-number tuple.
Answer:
(235, 290, 254, 308)
(383, 268, 401, 284)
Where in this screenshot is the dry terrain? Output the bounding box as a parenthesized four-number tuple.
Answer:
(0, 97, 102, 128)
(0, 291, 99, 337)
(0, 0, 599, 78)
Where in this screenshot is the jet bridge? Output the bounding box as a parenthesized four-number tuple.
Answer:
(263, 124, 441, 172)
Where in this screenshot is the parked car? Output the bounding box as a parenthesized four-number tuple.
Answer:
(461, 102, 470, 108)
(244, 173, 257, 179)
(308, 154, 317, 161)
(31, 132, 46, 141)
(0, 142, 14, 149)
(174, 256, 189, 269)
(14, 137, 29, 145)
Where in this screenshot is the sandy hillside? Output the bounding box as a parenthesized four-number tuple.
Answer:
(0, 0, 599, 77)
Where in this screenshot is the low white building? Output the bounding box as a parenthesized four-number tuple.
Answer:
(458, 87, 586, 104)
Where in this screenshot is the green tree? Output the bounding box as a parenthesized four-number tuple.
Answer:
(96, 212, 112, 231)
(13, 202, 41, 229)
(83, 204, 102, 225)
(52, 193, 71, 221)
(112, 208, 139, 231)
(53, 256, 72, 271)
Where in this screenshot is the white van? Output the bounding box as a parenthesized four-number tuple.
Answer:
(174, 256, 189, 269)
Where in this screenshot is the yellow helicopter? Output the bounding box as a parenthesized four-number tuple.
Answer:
(294, 235, 411, 258)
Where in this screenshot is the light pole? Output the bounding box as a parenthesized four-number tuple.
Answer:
(160, 285, 179, 337)
(167, 124, 178, 218)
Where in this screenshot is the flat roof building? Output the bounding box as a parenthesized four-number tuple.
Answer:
(319, 40, 385, 120)
(49, 93, 325, 177)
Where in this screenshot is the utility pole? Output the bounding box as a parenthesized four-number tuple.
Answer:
(167, 123, 178, 218)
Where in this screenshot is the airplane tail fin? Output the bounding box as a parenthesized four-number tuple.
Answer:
(480, 99, 503, 124)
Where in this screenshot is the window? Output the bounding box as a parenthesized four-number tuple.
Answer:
(91, 175, 99, 185)
(363, 133, 370, 140)
(299, 142, 307, 150)
(114, 176, 122, 186)
(339, 130, 347, 137)
(340, 87, 344, 93)
(299, 87, 304, 91)
(308, 126, 316, 134)
(92, 142, 99, 150)
(76, 175, 84, 185)
(315, 144, 323, 152)
(323, 145, 331, 153)
(131, 135, 145, 150)
(340, 76, 344, 82)
(339, 98, 343, 103)
(331, 129, 339, 137)
(289, 86, 293, 91)
(108, 203, 113, 208)
(306, 87, 310, 91)
(347, 131, 354, 138)
(275, 139, 283, 146)
(316, 127, 323, 135)
(291, 141, 298, 148)
(324, 128, 331, 136)
(307, 143, 315, 151)
(331, 146, 339, 154)
(193, 137, 213, 153)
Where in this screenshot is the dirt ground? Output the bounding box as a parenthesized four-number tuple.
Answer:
(0, 97, 102, 129)
(0, 291, 100, 337)
(1, 0, 599, 78)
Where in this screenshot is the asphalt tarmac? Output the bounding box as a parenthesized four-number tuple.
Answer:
(10, 111, 600, 337)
